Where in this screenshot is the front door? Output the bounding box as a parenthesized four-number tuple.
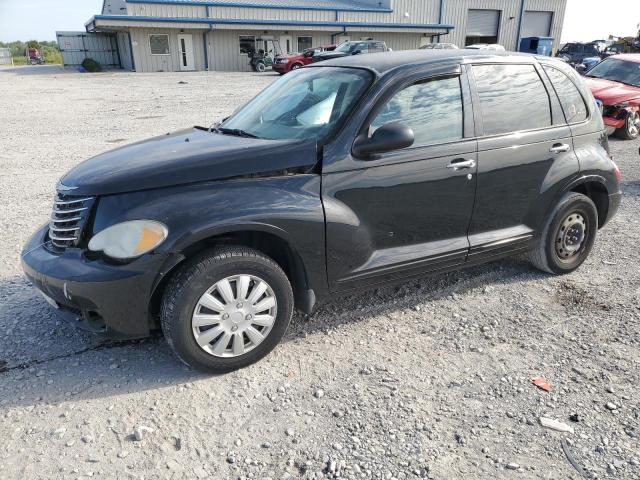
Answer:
(177, 34, 195, 71)
(324, 73, 478, 291)
(280, 35, 292, 54)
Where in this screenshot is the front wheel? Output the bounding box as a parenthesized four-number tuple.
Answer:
(529, 192, 598, 274)
(255, 61, 266, 73)
(615, 110, 640, 140)
(161, 247, 293, 373)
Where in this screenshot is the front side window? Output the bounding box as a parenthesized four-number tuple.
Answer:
(370, 76, 464, 147)
(297, 36, 313, 52)
(586, 58, 640, 88)
(149, 34, 170, 55)
(239, 35, 255, 55)
(222, 67, 372, 141)
(543, 65, 588, 123)
(472, 64, 551, 135)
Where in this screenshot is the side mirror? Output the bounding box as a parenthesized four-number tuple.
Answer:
(352, 123, 414, 158)
(352, 49, 362, 55)
(575, 64, 587, 74)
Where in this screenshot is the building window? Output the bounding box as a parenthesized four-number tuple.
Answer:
(149, 34, 170, 55)
(297, 36, 313, 52)
(465, 9, 501, 46)
(239, 35, 256, 56)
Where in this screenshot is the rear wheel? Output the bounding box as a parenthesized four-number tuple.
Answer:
(255, 61, 266, 73)
(291, 63, 302, 70)
(161, 247, 293, 373)
(615, 111, 640, 140)
(529, 192, 598, 274)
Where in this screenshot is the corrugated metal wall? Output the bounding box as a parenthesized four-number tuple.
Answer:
(0, 48, 11, 65)
(130, 28, 206, 72)
(442, 0, 566, 51)
(108, 0, 568, 72)
(117, 31, 134, 70)
(56, 32, 121, 67)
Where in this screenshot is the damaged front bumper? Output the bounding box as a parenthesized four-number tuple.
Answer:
(601, 104, 638, 134)
(21, 224, 168, 339)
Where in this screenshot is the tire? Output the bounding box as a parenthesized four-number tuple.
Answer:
(614, 110, 640, 140)
(528, 192, 598, 275)
(255, 61, 266, 73)
(160, 246, 293, 373)
(291, 63, 302, 70)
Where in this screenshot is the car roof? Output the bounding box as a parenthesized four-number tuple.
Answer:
(608, 53, 640, 63)
(309, 49, 535, 75)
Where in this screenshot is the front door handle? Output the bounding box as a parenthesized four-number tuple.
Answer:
(446, 159, 476, 170)
(549, 143, 570, 153)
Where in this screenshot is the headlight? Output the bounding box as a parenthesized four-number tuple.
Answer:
(88, 220, 168, 259)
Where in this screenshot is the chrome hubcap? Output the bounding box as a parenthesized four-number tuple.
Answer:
(556, 213, 586, 260)
(628, 112, 640, 137)
(192, 275, 277, 358)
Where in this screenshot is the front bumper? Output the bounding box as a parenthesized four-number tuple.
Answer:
(603, 115, 625, 132)
(20, 224, 169, 339)
(272, 63, 289, 73)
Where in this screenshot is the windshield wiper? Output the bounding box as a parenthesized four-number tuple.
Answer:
(213, 127, 259, 139)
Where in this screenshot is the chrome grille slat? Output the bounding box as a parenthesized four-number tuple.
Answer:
(48, 191, 95, 249)
(54, 197, 93, 206)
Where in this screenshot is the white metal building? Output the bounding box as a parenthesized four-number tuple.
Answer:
(78, 0, 567, 72)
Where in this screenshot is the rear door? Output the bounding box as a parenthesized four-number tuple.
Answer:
(466, 62, 578, 261)
(323, 68, 478, 291)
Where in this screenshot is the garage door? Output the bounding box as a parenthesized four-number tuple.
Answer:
(467, 9, 500, 36)
(522, 11, 553, 37)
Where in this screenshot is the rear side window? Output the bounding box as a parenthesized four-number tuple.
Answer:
(472, 64, 551, 135)
(543, 65, 588, 123)
(370, 76, 463, 147)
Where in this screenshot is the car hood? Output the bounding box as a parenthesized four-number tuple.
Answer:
(585, 77, 640, 105)
(314, 51, 347, 60)
(61, 128, 318, 196)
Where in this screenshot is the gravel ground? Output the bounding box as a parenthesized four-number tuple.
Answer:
(0, 66, 639, 480)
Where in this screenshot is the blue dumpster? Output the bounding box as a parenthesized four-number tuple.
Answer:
(519, 37, 554, 56)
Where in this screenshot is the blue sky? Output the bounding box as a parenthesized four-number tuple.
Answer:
(0, 0, 103, 41)
(0, 0, 638, 43)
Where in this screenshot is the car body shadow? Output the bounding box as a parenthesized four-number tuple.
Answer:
(0, 255, 547, 409)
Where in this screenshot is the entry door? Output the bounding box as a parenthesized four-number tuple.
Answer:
(324, 74, 477, 291)
(177, 34, 195, 71)
(280, 35, 292, 54)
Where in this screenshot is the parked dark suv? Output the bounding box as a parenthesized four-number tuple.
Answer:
(312, 40, 388, 62)
(556, 42, 601, 65)
(22, 51, 621, 373)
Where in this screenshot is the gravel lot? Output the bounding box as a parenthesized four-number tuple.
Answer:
(0, 65, 639, 480)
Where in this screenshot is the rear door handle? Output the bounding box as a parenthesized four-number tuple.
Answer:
(446, 159, 476, 170)
(549, 143, 570, 153)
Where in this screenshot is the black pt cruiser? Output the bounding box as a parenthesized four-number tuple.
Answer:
(22, 50, 621, 372)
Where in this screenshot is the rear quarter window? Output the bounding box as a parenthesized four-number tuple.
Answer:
(542, 65, 588, 123)
(472, 64, 552, 135)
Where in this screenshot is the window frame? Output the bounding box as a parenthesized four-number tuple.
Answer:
(149, 34, 170, 56)
(239, 35, 256, 55)
(467, 62, 556, 138)
(541, 63, 592, 126)
(353, 68, 472, 160)
(297, 36, 313, 52)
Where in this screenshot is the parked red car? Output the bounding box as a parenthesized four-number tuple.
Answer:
(272, 45, 336, 74)
(584, 54, 640, 140)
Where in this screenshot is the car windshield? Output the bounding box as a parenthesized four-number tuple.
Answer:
(220, 67, 373, 141)
(586, 58, 640, 87)
(334, 42, 354, 53)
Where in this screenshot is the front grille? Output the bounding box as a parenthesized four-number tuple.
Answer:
(48, 192, 95, 250)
